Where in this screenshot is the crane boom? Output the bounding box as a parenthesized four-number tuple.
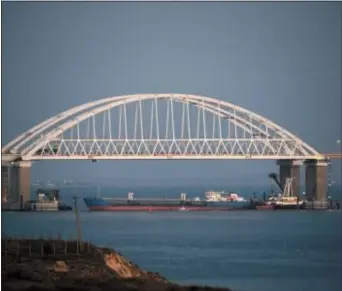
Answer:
(268, 172, 283, 192)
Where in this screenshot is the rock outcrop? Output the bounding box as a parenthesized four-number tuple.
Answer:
(1, 238, 232, 291)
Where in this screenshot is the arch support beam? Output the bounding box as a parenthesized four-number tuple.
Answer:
(277, 159, 302, 197)
(304, 160, 328, 202)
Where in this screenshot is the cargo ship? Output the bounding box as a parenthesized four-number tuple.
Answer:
(83, 191, 253, 212)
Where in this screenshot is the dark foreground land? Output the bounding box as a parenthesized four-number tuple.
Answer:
(2, 238, 233, 291)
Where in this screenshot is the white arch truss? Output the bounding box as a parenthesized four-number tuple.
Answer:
(2, 94, 324, 161)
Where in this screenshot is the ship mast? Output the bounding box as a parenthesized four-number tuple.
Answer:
(283, 178, 293, 197)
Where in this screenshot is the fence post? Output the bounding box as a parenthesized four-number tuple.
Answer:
(53, 243, 56, 256)
(76, 241, 79, 255)
(5, 241, 8, 258)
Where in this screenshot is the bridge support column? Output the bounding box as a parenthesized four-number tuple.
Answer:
(1, 161, 32, 209)
(1, 163, 10, 204)
(276, 159, 302, 197)
(304, 160, 328, 202)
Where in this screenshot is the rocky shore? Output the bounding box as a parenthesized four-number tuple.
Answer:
(2, 238, 233, 291)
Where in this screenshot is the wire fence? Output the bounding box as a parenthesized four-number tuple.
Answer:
(1, 235, 100, 259)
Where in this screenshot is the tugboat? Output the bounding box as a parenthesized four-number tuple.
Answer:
(256, 173, 305, 210)
(271, 178, 305, 209)
(26, 189, 72, 211)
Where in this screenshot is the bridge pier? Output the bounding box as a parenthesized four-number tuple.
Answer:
(1, 164, 10, 203)
(1, 161, 32, 209)
(304, 160, 328, 201)
(276, 159, 302, 197)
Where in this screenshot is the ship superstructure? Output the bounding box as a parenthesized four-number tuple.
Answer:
(204, 191, 247, 202)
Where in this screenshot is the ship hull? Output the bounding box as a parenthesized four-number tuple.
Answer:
(83, 197, 253, 212)
(256, 204, 274, 210)
(273, 204, 305, 210)
(86, 205, 253, 211)
(255, 202, 305, 210)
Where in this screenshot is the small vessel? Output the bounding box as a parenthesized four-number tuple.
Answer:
(83, 191, 252, 212)
(32, 180, 41, 187)
(46, 181, 56, 188)
(178, 206, 188, 211)
(25, 189, 72, 211)
(257, 175, 305, 210)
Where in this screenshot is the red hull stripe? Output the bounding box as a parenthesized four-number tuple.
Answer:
(256, 205, 274, 210)
(87, 206, 250, 211)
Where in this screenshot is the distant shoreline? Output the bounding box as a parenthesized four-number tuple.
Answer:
(30, 184, 342, 188)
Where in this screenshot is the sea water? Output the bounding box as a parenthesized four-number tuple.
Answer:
(2, 185, 342, 291)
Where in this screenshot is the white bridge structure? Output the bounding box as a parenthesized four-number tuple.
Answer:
(1, 94, 329, 207)
(2, 94, 325, 161)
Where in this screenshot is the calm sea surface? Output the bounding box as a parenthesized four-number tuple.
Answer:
(2, 185, 342, 291)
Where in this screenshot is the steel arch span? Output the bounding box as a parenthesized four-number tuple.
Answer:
(2, 94, 325, 162)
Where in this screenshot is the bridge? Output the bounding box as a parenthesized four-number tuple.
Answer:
(323, 153, 342, 159)
(1, 94, 339, 207)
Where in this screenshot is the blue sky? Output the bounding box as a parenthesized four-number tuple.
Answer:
(2, 2, 341, 186)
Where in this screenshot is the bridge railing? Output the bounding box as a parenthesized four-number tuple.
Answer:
(24, 138, 316, 160)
